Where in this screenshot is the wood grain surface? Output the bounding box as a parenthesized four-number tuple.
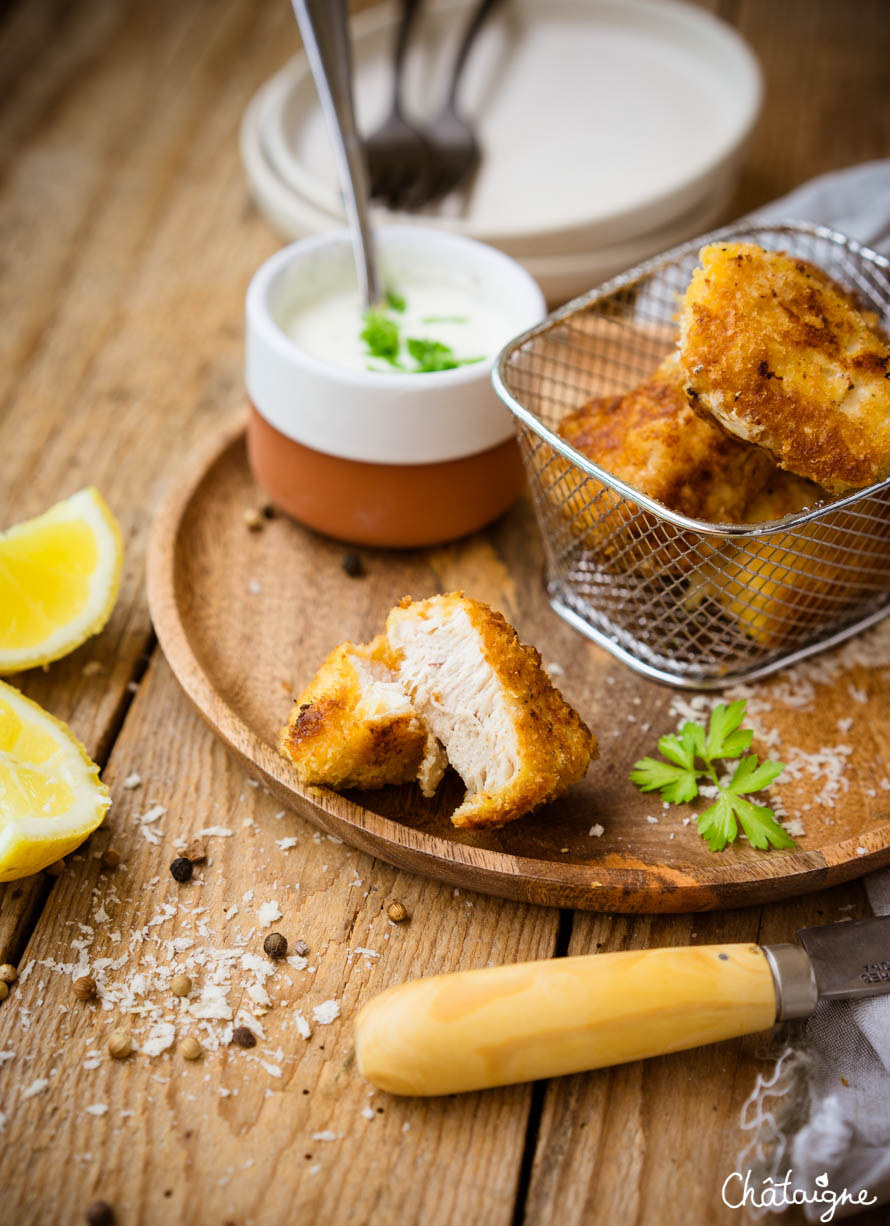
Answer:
(0, 1, 888, 1224)
(149, 423, 890, 912)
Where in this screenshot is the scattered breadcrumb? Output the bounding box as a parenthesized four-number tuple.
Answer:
(21, 1079, 49, 1100)
(312, 1000, 340, 1025)
(258, 901, 282, 926)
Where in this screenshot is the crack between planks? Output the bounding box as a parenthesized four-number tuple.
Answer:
(510, 906, 576, 1226)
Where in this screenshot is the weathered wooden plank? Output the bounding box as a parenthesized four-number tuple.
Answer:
(0, 651, 558, 1226)
(0, 0, 292, 958)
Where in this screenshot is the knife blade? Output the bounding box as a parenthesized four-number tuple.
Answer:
(354, 915, 890, 1096)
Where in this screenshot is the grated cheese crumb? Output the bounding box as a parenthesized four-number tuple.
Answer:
(122, 773, 142, 790)
(21, 1078, 49, 1100)
(257, 901, 282, 926)
(312, 999, 340, 1025)
(588, 824, 605, 838)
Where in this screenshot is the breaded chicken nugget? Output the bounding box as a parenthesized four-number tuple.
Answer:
(279, 635, 446, 795)
(558, 353, 775, 522)
(385, 593, 596, 829)
(678, 243, 890, 494)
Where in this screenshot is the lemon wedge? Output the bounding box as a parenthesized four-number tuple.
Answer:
(0, 487, 122, 674)
(0, 680, 110, 880)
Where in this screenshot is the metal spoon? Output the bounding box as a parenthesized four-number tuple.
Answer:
(291, 0, 381, 306)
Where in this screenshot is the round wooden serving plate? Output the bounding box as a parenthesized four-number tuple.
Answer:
(147, 420, 890, 912)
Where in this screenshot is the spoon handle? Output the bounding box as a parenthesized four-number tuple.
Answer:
(292, 0, 381, 306)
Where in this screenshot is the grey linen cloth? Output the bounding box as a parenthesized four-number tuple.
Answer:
(733, 160, 890, 1219)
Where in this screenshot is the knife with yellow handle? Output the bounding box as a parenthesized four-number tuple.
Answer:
(355, 916, 890, 1096)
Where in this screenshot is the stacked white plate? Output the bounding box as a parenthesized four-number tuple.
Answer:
(241, 0, 762, 303)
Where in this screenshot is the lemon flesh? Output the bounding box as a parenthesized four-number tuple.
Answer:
(0, 487, 122, 673)
(0, 681, 110, 881)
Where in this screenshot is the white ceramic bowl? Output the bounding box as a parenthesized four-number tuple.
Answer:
(245, 225, 546, 546)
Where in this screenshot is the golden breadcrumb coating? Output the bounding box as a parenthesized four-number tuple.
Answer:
(386, 593, 596, 829)
(558, 353, 775, 522)
(551, 354, 775, 576)
(678, 242, 890, 494)
(279, 635, 445, 795)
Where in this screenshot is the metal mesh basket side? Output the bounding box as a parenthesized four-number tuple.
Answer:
(500, 223, 890, 687)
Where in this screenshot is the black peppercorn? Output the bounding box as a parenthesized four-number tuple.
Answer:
(85, 1202, 115, 1226)
(169, 857, 193, 883)
(232, 1025, 256, 1049)
(293, 939, 309, 957)
(263, 932, 288, 959)
(340, 551, 364, 578)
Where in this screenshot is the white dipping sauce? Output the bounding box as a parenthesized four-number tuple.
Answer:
(284, 277, 513, 374)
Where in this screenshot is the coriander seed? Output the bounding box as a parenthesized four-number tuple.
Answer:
(0, 982, 8, 1002)
(341, 550, 365, 578)
(169, 856, 193, 883)
(232, 1025, 256, 1049)
(100, 848, 121, 870)
(0, 964, 17, 984)
(171, 973, 192, 998)
(45, 859, 65, 877)
(73, 975, 98, 1001)
(293, 939, 309, 957)
(387, 901, 409, 923)
(107, 1030, 132, 1060)
(243, 507, 263, 532)
(85, 1201, 115, 1226)
(263, 932, 288, 959)
(180, 1035, 202, 1061)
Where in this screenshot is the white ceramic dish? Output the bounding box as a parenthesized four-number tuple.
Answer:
(258, 0, 761, 251)
(240, 88, 739, 304)
(244, 225, 546, 546)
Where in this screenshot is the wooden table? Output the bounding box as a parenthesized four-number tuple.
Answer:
(1, 2, 888, 1223)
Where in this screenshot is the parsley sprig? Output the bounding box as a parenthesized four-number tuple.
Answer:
(630, 700, 793, 852)
(360, 291, 484, 373)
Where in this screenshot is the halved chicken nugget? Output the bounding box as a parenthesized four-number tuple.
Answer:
(279, 635, 446, 795)
(678, 243, 890, 494)
(385, 593, 596, 829)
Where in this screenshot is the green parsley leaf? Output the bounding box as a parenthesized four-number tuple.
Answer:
(629, 758, 699, 805)
(728, 794, 796, 851)
(697, 794, 738, 852)
(705, 700, 751, 760)
(406, 338, 460, 372)
(360, 310, 402, 365)
(385, 288, 406, 312)
(726, 755, 785, 795)
(629, 699, 792, 853)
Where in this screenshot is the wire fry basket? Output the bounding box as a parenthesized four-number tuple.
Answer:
(493, 221, 890, 689)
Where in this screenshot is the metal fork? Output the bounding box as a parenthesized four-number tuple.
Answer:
(421, 0, 503, 204)
(362, 0, 434, 210)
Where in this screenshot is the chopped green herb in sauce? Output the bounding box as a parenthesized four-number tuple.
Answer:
(360, 292, 483, 374)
